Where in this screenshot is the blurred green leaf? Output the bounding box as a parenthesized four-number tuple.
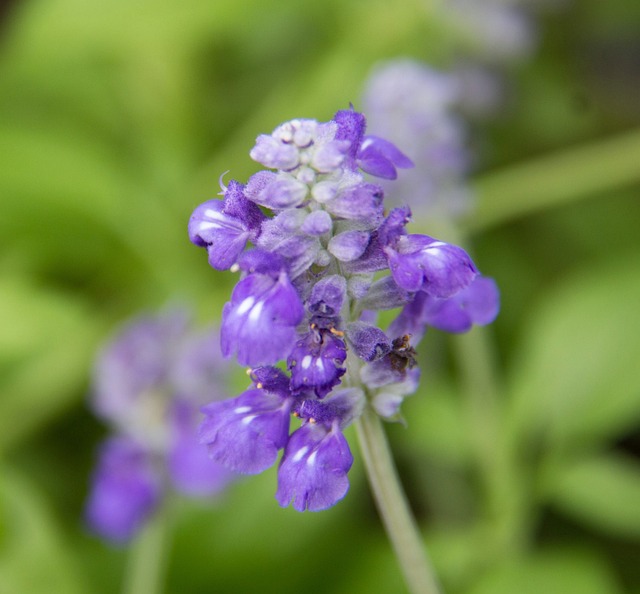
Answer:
(0, 278, 105, 452)
(506, 252, 640, 451)
(545, 453, 640, 539)
(0, 465, 87, 594)
(468, 129, 640, 233)
(464, 547, 622, 594)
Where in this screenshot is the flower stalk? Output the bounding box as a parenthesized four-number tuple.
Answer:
(356, 405, 443, 594)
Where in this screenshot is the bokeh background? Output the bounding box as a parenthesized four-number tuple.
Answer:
(1, 0, 640, 593)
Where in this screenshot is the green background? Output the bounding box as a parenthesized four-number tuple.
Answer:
(1, 0, 639, 592)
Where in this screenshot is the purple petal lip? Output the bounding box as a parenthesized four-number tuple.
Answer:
(276, 422, 353, 512)
(199, 388, 293, 474)
(386, 234, 478, 297)
(221, 271, 305, 366)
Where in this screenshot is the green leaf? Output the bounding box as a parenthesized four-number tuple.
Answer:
(467, 128, 640, 233)
(0, 465, 87, 594)
(465, 547, 622, 594)
(506, 253, 640, 451)
(545, 453, 640, 539)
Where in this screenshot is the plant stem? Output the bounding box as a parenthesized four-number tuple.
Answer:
(122, 503, 171, 594)
(355, 405, 443, 594)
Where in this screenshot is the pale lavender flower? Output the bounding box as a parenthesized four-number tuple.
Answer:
(85, 310, 236, 543)
(362, 59, 472, 219)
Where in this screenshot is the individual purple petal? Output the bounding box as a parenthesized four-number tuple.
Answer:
(357, 136, 414, 180)
(188, 199, 251, 270)
(199, 388, 293, 474)
(345, 322, 392, 362)
(287, 327, 347, 398)
(251, 173, 308, 209)
(300, 210, 333, 236)
(85, 437, 161, 543)
(276, 421, 353, 512)
(419, 275, 500, 333)
(167, 401, 237, 496)
(310, 139, 350, 173)
(385, 234, 477, 297)
(250, 134, 299, 170)
(221, 270, 305, 366)
(323, 182, 384, 225)
(328, 230, 370, 262)
(342, 231, 388, 275)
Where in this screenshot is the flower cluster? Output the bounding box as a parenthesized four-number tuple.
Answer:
(85, 310, 236, 542)
(189, 109, 499, 511)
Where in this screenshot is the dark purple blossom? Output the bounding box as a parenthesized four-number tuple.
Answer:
(188, 181, 264, 270)
(345, 321, 392, 362)
(288, 326, 347, 398)
(221, 267, 304, 366)
(276, 421, 353, 512)
(384, 233, 477, 297)
(199, 385, 293, 474)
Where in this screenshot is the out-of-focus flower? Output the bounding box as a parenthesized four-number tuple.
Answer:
(85, 310, 237, 543)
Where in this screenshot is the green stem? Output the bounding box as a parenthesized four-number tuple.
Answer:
(122, 502, 171, 594)
(464, 128, 640, 233)
(355, 405, 443, 594)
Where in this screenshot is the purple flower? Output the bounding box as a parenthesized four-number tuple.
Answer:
(383, 225, 477, 297)
(362, 59, 472, 218)
(199, 384, 293, 474)
(188, 107, 500, 512)
(221, 267, 305, 366)
(332, 108, 412, 179)
(188, 181, 264, 270)
(86, 310, 237, 542)
(276, 421, 353, 512)
(390, 275, 500, 336)
(357, 135, 414, 179)
(345, 321, 392, 362)
(85, 437, 161, 543)
(288, 326, 347, 398)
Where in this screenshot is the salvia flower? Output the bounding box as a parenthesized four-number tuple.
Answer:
(189, 107, 499, 511)
(85, 310, 237, 543)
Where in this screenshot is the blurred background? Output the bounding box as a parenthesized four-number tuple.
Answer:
(1, 0, 639, 592)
